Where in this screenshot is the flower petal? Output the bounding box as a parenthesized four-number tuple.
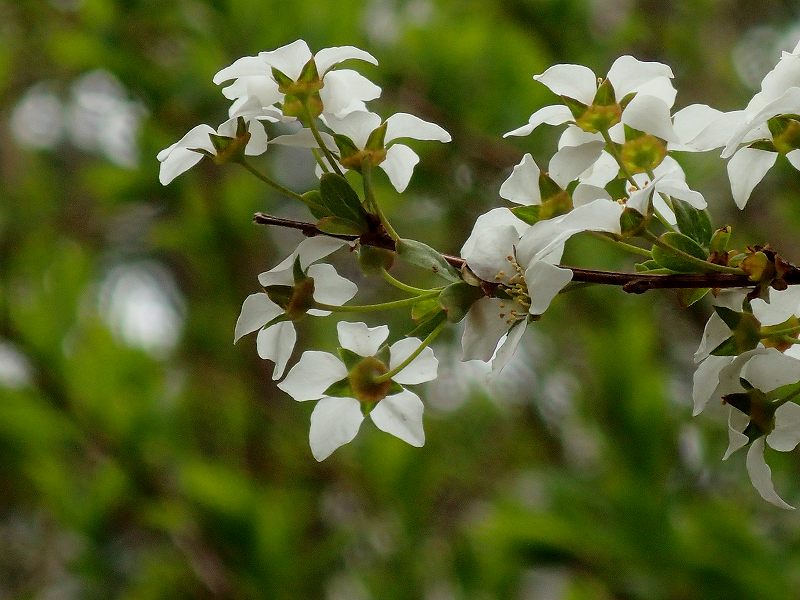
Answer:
(460, 208, 527, 259)
(461, 297, 519, 362)
(157, 124, 215, 185)
(525, 261, 573, 315)
(741, 350, 800, 393)
(607, 56, 673, 99)
(213, 55, 268, 85)
(692, 355, 734, 416)
(259, 39, 312, 80)
(370, 390, 425, 446)
(306, 263, 358, 316)
(308, 396, 364, 461)
(621, 94, 677, 142)
(727, 147, 777, 209)
(278, 350, 348, 400)
(746, 438, 795, 509)
(389, 338, 438, 385)
(380, 144, 419, 192)
(320, 69, 381, 118)
(751, 286, 800, 326)
(504, 105, 573, 138)
(534, 64, 597, 104)
(490, 320, 527, 376)
(463, 224, 518, 283)
(234, 293, 282, 343)
(323, 110, 382, 148)
(723, 407, 750, 459)
(265, 236, 350, 276)
(385, 112, 451, 144)
(315, 45, 378, 74)
(768, 402, 800, 452)
(499, 153, 541, 205)
(337, 321, 389, 357)
(548, 141, 605, 188)
(257, 321, 297, 380)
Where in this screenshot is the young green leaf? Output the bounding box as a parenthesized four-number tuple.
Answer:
(395, 238, 461, 282)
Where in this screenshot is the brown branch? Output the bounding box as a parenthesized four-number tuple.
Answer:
(253, 212, 800, 293)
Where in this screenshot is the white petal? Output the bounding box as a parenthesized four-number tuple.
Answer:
(526, 262, 573, 315)
(499, 153, 541, 205)
(672, 105, 738, 151)
(234, 293, 282, 343)
(723, 408, 750, 460)
(278, 351, 348, 400)
(572, 184, 612, 206)
(306, 263, 358, 315)
(787, 149, 800, 171)
(746, 438, 795, 509)
(244, 119, 269, 156)
(257, 321, 297, 380)
(578, 151, 618, 187)
(270, 128, 330, 148)
(548, 141, 605, 188)
(308, 396, 364, 461)
(607, 55, 673, 95)
(385, 112, 451, 143)
(503, 105, 573, 137)
(323, 111, 382, 148)
(692, 355, 734, 415)
(534, 64, 597, 104)
(337, 322, 389, 357)
(751, 286, 800, 326)
(490, 320, 527, 376)
(315, 45, 378, 74)
(461, 297, 519, 362)
(265, 236, 350, 275)
(741, 350, 800, 393)
(657, 178, 706, 209)
(213, 55, 268, 85)
(621, 94, 677, 141)
(694, 312, 733, 363)
(370, 390, 425, 446)
(723, 87, 800, 158)
(380, 144, 419, 192)
(320, 69, 381, 118)
(389, 338, 438, 385)
(727, 147, 777, 209)
(626, 180, 658, 215)
(257, 267, 293, 288)
(259, 39, 312, 80)
(460, 208, 527, 259)
(768, 402, 800, 452)
(157, 124, 215, 185)
(463, 224, 518, 283)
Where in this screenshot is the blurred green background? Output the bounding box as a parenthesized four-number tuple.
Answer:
(3, 1, 800, 598)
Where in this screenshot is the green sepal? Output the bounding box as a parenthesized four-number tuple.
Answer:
(438, 281, 483, 323)
(593, 78, 617, 106)
(319, 173, 369, 227)
(714, 306, 749, 330)
(620, 207, 648, 237)
(395, 238, 461, 282)
(651, 231, 709, 273)
(563, 96, 588, 120)
(618, 91, 637, 110)
(208, 117, 251, 164)
(316, 216, 367, 235)
(677, 287, 710, 308)
(387, 381, 404, 396)
(300, 190, 330, 219)
(709, 226, 731, 254)
(618, 133, 667, 174)
(298, 58, 319, 83)
(710, 307, 761, 355)
(358, 246, 395, 273)
(770, 116, 800, 153)
(323, 377, 353, 398)
(510, 187, 572, 225)
(407, 309, 447, 338)
(673, 199, 713, 248)
(365, 122, 387, 151)
(337, 347, 363, 370)
(749, 139, 777, 152)
(292, 255, 305, 282)
(411, 297, 440, 321)
(271, 67, 293, 88)
(264, 285, 294, 309)
(333, 134, 361, 161)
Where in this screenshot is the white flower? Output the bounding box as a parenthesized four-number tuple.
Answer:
(460, 200, 622, 372)
(213, 40, 381, 120)
(321, 110, 451, 192)
(505, 55, 677, 141)
(751, 286, 800, 326)
(713, 350, 800, 509)
(278, 321, 438, 460)
(233, 237, 357, 379)
(157, 117, 268, 185)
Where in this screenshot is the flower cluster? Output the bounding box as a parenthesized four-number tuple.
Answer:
(161, 39, 800, 506)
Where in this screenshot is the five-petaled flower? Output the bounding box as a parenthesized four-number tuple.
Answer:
(278, 321, 438, 461)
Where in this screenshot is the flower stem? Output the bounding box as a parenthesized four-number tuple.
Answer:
(643, 229, 743, 274)
(374, 318, 446, 383)
(381, 268, 439, 295)
(304, 105, 345, 177)
(315, 290, 439, 313)
(239, 160, 306, 202)
(363, 161, 400, 241)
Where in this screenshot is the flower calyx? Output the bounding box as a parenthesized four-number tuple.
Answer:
(272, 59, 325, 120)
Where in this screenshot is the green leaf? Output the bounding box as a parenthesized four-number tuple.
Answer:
(677, 287, 710, 308)
(319, 173, 369, 227)
(651, 231, 709, 273)
(316, 216, 366, 235)
(438, 281, 483, 323)
(300, 190, 330, 219)
(411, 297, 440, 321)
(407, 309, 447, 339)
(673, 199, 713, 248)
(395, 238, 461, 282)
